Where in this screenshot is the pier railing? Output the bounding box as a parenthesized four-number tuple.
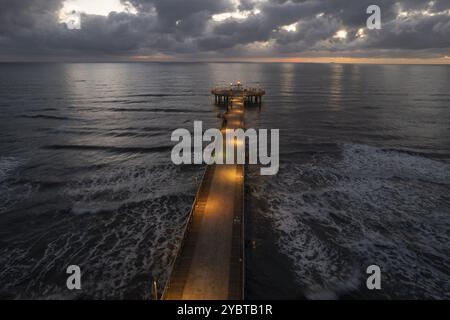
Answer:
(212, 87, 266, 97)
(160, 165, 211, 300)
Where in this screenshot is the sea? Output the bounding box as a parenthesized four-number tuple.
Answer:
(0, 62, 449, 299)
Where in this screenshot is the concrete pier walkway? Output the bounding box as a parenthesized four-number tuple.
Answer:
(163, 94, 247, 300)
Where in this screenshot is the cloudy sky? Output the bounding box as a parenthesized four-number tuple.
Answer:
(0, 0, 449, 63)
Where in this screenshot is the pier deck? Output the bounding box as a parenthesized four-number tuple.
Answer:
(163, 96, 244, 300)
(212, 83, 265, 104)
(163, 91, 252, 300)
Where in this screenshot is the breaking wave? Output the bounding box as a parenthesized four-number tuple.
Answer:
(0, 157, 34, 214)
(18, 114, 75, 121)
(42, 144, 173, 154)
(250, 143, 450, 299)
(0, 164, 201, 299)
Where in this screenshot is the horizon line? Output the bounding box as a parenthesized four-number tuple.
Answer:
(1, 56, 450, 65)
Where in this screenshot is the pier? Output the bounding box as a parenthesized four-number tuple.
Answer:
(162, 82, 263, 300)
(212, 81, 265, 105)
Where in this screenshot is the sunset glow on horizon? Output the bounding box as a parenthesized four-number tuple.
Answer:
(130, 55, 450, 65)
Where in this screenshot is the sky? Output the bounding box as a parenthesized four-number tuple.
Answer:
(0, 0, 449, 63)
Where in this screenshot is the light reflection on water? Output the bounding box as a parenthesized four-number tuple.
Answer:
(0, 62, 449, 299)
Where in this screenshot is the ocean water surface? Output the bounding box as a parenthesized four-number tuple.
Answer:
(0, 63, 449, 299)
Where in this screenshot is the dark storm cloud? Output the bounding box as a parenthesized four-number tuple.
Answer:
(203, 0, 450, 53)
(128, 0, 232, 29)
(0, 0, 449, 59)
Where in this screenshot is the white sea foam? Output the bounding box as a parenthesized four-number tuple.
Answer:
(0, 163, 199, 299)
(64, 165, 194, 214)
(251, 143, 450, 299)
